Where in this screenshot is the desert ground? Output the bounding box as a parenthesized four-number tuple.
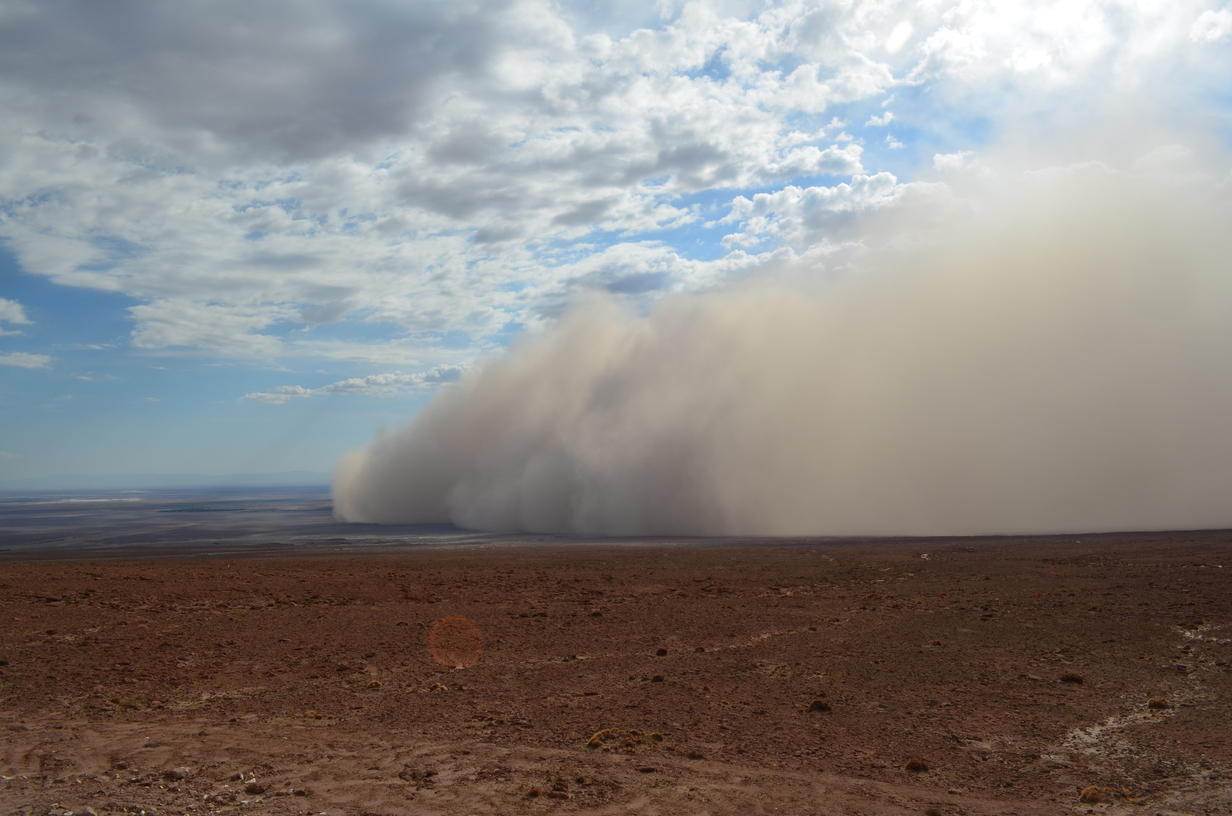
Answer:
(0, 493, 1230, 815)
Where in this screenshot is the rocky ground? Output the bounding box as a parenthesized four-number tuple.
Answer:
(1, 532, 1230, 815)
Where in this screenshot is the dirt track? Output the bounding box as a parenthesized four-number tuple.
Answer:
(1, 533, 1230, 815)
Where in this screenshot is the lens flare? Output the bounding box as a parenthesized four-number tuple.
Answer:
(429, 616, 483, 669)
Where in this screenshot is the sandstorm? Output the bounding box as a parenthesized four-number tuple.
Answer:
(334, 165, 1232, 536)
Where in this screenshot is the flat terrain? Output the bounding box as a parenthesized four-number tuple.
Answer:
(0, 500, 1229, 815)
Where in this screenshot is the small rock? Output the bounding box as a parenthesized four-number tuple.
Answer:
(292, 788, 309, 796)
(399, 767, 436, 782)
(655, 648, 668, 656)
(1060, 673, 1085, 684)
(651, 675, 665, 683)
(904, 758, 930, 772)
(547, 790, 569, 799)
(1078, 785, 1104, 804)
(244, 782, 267, 795)
(807, 699, 832, 713)
(1148, 697, 1171, 709)
(163, 767, 192, 780)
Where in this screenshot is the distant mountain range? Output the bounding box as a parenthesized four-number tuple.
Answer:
(0, 471, 331, 491)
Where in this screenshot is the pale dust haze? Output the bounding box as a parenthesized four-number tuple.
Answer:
(333, 166, 1232, 536)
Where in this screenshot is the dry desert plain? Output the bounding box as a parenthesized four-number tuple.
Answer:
(1, 526, 1231, 816)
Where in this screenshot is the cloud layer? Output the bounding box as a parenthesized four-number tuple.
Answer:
(245, 365, 465, 404)
(4, 0, 1228, 371)
(334, 166, 1232, 536)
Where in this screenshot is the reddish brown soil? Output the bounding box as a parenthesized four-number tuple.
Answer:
(1, 533, 1231, 815)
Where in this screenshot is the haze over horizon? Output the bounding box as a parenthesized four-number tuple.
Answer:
(2, 1, 1232, 534)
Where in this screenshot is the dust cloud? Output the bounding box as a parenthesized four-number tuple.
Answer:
(333, 165, 1232, 536)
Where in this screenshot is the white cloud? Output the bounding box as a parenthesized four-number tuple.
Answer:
(1191, 8, 1232, 42)
(933, 150, 975, 171)
(865, 112, 894, 127)
(0, 298, 31, 325)
(0, 450, 23, 459)
(128, 300, 292, 357)
(245, 365, 467, 404)
(885, 21, 914, 55)
(720, 173, 940, 248)
(0, 351, 52, 368)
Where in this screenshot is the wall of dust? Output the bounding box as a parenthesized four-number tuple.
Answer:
(332, 166, 1232, 535)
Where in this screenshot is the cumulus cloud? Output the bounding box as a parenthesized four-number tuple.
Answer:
(245, 365, 466, 404)
(0, 351, 52, 368)
(719, 173, 952, 249)
(334, 167, 1232, 536)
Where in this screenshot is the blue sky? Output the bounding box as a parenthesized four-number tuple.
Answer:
(1, 0, 1230, 481)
